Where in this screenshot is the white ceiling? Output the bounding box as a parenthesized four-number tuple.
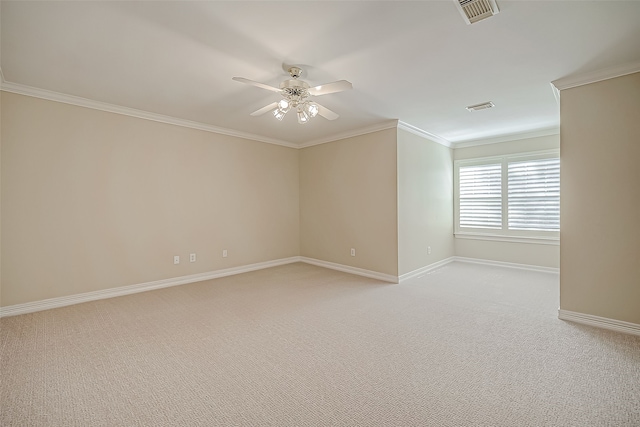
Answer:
(2, 1, 640, 147)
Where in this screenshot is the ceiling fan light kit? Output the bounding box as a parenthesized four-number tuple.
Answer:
(233, 66, 352, 124)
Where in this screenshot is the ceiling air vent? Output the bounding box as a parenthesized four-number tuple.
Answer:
(466, 101, 495, 112)
(455, 0, 500, 24)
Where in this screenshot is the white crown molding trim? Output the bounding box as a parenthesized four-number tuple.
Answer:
(0, 81, 299, 149)
(453, 256, 559, 274)
(550, 82, 561, 105)
(0, 257, 301, 318)
(551, 60, 640, 91)
(299, 257, 398, 283)
(398, 257, 455, 282)
(452, 126, 560, 149)
(397, 121, 452, 148)
(558, 309, 640, 337)
(298, 120, 399, 148)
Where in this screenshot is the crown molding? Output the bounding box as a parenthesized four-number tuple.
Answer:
(298, 120, 399, 148)
(551, 60, 640, 91)
(397, 121, 452, 148)
(452, 126, 559, 149)
(550, 82, 560, 105)
(0, 81, 299, 149)
(1, 78, 565, 151)
(0, 81, 413, 150)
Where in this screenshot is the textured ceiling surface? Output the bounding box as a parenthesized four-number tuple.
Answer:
(2, 1, 640, 146)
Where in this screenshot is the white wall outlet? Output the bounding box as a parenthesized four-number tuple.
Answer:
(222, 249, 228, 258)
(428, 246, 432, 255)
(174, 255, 180, 265)
(350, 248, 356, 257)
(190, 253, 196, 262)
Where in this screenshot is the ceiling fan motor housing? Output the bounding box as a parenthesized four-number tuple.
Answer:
(280, 79, 310, 99)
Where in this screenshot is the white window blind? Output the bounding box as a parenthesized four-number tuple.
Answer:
(507, 158, 560, 231)
(459, 163, 502, 229)
(455, 150, 560, 242)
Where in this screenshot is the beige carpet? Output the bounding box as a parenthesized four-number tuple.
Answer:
(1, 261, 639, 426)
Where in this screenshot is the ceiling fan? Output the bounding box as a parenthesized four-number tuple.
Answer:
(232, 66, 352, 124)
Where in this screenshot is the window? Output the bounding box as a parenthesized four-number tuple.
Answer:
(507, 158, 560, 231)
(459, 163, 502, 229)
(454, 151, 559, 243)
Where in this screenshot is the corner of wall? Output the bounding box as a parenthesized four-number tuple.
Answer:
(397, 128, 455, 276)
(298, 128, 399, 277)
(559, 71, 640, 325)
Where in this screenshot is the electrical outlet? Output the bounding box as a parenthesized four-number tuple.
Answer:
(350, 248, 356, 257)
(174, 255, 180, 265)
(428, 246, 432, 255)
(222, 249, 228, 258)
(190, 253, 196, 262)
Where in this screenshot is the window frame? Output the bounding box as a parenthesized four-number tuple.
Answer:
(454, 149, 560, 245)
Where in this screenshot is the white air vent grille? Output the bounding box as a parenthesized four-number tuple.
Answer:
(466, 101, 495, 112)
(455, 0, 499, 24)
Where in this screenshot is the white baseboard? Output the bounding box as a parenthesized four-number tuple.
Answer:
(558, 309, 640, 337)
(452, 256, 559, 274)
(0, 257, 301, 318)
(299, 257, 398, 283)
(0, 255, 559, 318)
(398, 257, 455, 282)
(1, 256, 395, 317)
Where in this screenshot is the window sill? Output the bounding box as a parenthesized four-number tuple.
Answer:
(454, 233, 560, 246)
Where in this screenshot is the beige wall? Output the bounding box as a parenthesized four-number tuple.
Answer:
(453, 134, 561, 268)
(0, 90, 3, 293)
(397, 129, 454, 276)
(559, 72, 640, 324)
(299, 129, 398, 276)
(455, 239, 559, 268)
(1, 92, 300, 306)
(1, 91, 575, 308)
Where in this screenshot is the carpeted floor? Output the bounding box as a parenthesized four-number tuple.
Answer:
(1, 261, 639, 426)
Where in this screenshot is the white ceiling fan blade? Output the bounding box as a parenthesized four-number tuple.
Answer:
(315, 103, 339, 120)
(250, 102, 278, 116)
(232, 77, 281, 93)
(308, 80, 353, 96)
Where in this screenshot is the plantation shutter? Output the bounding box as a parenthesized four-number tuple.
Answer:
(507, 158, 560, 231)
(459, 163, 502, 229)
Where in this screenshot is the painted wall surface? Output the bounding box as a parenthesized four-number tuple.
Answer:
(0, 90, 3, 293)
(455, 239, 559, 268)
(397, 129, 454, 276)
(453, 135, 560, 268)
(1, 93, 300, 306)
(299, 129, 398, 276)
(559, 72, 640, 324)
